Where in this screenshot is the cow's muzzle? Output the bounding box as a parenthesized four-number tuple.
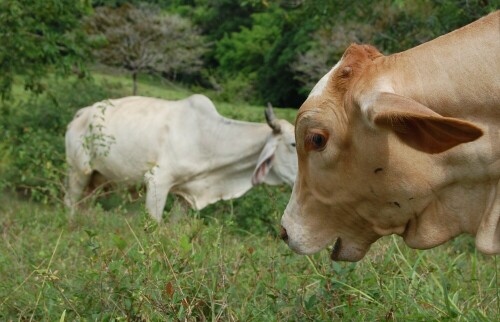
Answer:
(279, 225, 289, 242)
(329, 237, 371, 262)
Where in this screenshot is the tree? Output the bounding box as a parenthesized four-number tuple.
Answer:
(0, 0, 92, 100)
(85, 4, 206, 95)
(212, 3, 316, 106)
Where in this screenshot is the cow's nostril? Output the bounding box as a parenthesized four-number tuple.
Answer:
(280, 226, 288, 242)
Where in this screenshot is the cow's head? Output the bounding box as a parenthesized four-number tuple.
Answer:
(281, 44, 484, 261)
(252, 104, 297, 187)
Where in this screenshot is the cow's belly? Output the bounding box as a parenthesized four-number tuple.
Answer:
(92, 163, 146, 184)
(90, 144, 159, 185)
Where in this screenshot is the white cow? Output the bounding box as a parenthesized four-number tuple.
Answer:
(65, 94, 297, 222)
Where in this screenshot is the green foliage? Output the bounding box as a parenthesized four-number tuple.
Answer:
(215, 9, 283, 76)
(257, 17, 317, 107)
(92, 0, 174, 9)
(178, 0, 266, 43)
(0, 78, 123, 203)
(0, 0, 92, 99)
(3, 0, 495, 106)
(362, 0, 497, 54)
(214, 7, 283, 104)
(212, 73, 257, 103)
(92, 69, 194, 100)
(168, 0, 497, 107)
(213, 4, 310, 106)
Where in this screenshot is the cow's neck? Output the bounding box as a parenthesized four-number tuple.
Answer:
(206, 118, 271, 168)
(403, 178, 500, 254)
(172, 119, 272, 209)
(384, 13, 500, 253)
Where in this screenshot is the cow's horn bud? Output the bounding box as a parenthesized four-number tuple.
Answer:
(265, 102, 281, 134)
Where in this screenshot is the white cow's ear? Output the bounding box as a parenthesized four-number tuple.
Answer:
(365, 92, 483, 154)
(252, 135, 279, 185)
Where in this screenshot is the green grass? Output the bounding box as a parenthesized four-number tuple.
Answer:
(91, 71, 194, 101)
(1, 71, 498, 320)
(0, 193, 498, 321)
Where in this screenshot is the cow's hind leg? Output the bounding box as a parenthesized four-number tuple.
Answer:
(169, 195, 190, 224)
(64, 169, 91, 217)
(144, 166, 171, 223)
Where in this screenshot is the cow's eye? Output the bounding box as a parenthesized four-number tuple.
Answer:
(291, 142, 296, 147)
(311, 134, 326, 148)
(305, 131, 328, 151)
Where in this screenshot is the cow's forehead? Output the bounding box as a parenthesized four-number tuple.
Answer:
(297, 98, 324, 119)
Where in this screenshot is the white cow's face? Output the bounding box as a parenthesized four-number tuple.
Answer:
(281, 44, 483, 262)
(271, 120, 298, 186)
(252, 117, 298, 188)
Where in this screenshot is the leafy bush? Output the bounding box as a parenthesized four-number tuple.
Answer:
(0, 0, 92, 99)
(213, 7, 286, 105)
(0, 78, 124, 203)
(214, 74, 257, 104)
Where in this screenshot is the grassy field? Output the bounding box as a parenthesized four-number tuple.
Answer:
(0, 72, 498, 321)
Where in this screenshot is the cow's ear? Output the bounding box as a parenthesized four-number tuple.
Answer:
(365, 92, 483, 154)
(252, 135, 278, 185)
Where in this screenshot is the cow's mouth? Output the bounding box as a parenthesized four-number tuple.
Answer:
(330, 237, 342, 261)
(329, 237, 371, 262)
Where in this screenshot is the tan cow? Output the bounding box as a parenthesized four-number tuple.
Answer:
(281, 11, 500, 261)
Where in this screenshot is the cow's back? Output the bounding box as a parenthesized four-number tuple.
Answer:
(66, 94, 220, 183)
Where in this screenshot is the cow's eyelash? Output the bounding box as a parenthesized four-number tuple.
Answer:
(304, 131, 329, 151)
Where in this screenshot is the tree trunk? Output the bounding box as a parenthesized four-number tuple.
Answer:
(132, 71, 138, 95)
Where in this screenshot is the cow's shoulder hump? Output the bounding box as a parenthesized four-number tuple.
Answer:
(181, 94, 220, 120)
(327, 44, 384, 97)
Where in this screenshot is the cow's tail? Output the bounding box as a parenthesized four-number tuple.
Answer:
(65, 106, 94, 174)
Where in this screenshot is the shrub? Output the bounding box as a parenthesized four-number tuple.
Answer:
(0, 78, 124, 203)
(214, 74, 257, 104)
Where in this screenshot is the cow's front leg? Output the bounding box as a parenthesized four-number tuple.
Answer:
(144, 166, 171, 223)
